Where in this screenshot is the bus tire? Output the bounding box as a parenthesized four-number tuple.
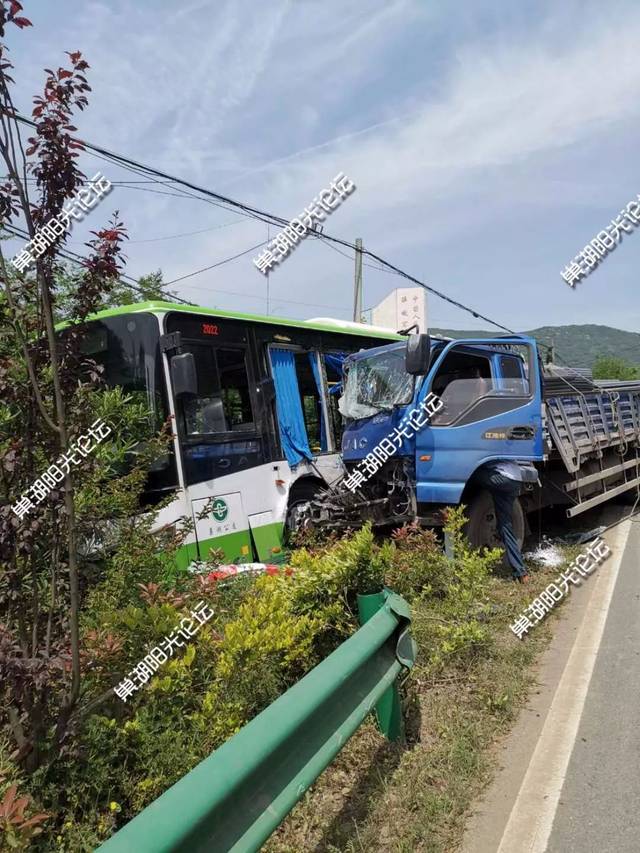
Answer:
(463, 489, 525, 567)
(285, 480, 323, 538)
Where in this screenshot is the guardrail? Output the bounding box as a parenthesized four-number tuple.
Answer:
(97, 589, 416, 853)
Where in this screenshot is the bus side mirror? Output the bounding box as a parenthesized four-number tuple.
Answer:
(257, 377, 276, 404)
(171, 352, 198, 397)
(406, 333, 431, 375)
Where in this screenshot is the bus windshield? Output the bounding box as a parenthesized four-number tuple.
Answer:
(77, 312, 165, 424)
(74, 312, 177, 502)
(339, 345, 414, 419)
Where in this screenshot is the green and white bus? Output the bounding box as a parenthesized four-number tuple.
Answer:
(76, 301, 401, 568)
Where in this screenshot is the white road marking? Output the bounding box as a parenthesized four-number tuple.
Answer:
(496, 519, 632, 853)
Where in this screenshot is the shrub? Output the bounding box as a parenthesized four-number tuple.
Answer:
(385, 522, 451, 601)
(21, 511, 500, 848)
(0, 748, 49, 852)
(408, 508, 502, 675)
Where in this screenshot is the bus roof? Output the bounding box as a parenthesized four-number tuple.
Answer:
(74, 300, 405, 341)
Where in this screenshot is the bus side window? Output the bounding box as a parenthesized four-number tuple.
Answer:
(218, 348, 254, 430)
(182, 345, 255, 436)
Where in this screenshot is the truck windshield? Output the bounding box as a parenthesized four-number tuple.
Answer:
(339, 347, 414, 419)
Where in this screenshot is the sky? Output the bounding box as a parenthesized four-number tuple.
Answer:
(5, 0, 640, 339)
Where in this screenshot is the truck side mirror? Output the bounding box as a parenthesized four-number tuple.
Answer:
(406, 333, 431, 375)
(171, 352, 198, 397)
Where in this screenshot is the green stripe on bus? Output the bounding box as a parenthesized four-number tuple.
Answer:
(175, 521, 286, 569)
(56, 300, 403, 340)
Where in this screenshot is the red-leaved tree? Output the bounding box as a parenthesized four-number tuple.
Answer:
(0, 0, 127, 769)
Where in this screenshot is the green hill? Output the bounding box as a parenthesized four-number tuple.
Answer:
(430, 324, 640, 370)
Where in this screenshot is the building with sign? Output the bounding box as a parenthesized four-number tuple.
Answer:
(371, 287, 427, 333)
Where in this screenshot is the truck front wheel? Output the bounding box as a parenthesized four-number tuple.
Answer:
(463, 489, 525, 565)
(285, 480, 323, 539)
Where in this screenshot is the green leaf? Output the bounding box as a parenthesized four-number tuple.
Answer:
(183, 644, 196, 667)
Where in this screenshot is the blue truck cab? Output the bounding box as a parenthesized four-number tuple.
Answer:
(337, 333, 545, 546)
(310, 331, 640, 548)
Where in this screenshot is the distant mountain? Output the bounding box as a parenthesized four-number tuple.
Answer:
(430, 324, 640, 370)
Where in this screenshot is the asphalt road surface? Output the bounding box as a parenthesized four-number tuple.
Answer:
(546, 514, 640, 853)
(462, 506, 640, 853)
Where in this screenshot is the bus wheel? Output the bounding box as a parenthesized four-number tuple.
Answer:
(285, 481, 322, 538)
(463, 489, 525, 567)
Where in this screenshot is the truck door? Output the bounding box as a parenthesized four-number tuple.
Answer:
(414, 338, 543, 505)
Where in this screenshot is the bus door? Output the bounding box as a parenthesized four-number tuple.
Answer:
(268, 346, 342, 484)
(174, 337, 262, 563)
(191, 492, 253, 564)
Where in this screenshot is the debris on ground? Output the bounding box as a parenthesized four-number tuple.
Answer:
(523, 539, 565, 568)
(551, 525, 607, 546)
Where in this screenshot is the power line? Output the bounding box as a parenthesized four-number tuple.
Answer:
(163, 239, 270, 285)
(126, 218, 245, 244)
(9, 112, 520, 336)
(2, 223, 194, 306)
(3, 222, 348, 315)
(181, 279, 346, 312)
(6, 112, 568, 363)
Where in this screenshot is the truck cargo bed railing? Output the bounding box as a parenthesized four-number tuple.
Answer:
(545, 387, 640, 516)
(546, 389, 640, 474)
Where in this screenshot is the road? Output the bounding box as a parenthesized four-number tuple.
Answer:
(461, 505, 640, 853)
(546, 511, 640, 853)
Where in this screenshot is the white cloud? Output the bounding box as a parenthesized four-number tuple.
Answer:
(6, 1, 640, 332)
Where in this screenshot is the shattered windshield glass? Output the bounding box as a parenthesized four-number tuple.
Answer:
(339, 347, 414, 419)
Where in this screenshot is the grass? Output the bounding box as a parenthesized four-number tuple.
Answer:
(264, 551, 576, 853)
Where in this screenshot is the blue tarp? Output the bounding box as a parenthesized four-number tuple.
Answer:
(308, 353, 327, 452)
(269, 348, 311, 467)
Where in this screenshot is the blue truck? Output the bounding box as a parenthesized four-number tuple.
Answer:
(306, 332, 640, 550)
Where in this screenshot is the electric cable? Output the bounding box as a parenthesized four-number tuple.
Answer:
(8, 111, 532, 337)
(163, 240, 271, 285)
(2, 223, 194, 306)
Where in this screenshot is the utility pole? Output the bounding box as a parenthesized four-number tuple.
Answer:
(546, 337, 555, 365)
(353, 237, 363, 322)
(266, 224, 270, 315)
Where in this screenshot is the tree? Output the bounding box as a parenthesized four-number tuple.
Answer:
(0, 0, 140, 769)
(592, 355, 640, 381)
(106, 270, 178, 307)
(54, 267, 179, 321)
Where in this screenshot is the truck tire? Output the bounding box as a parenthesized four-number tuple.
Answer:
(463, 489, 525, 566)
(616, 484, 640, 506)
(285, 480, 323, 538)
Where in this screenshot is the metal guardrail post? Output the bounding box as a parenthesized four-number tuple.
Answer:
(357, 590, 404, 741)
(96, 589, 416, 853)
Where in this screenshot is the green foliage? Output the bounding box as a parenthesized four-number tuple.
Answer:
(27, 524, 397, 845)
(396, 508, 502, 675)
(592, 355, 640, 380)
(432, 324, 640, 371)
(15, 498, 501, 849)
(105, 271, 179, 309)
(290, 522, 390, 609)
(54, 268, 179, 321)
(385, 522, 451, 601)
